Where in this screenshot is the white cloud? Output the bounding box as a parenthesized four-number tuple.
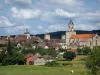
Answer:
(56, 9, 77, 18)
(5, 0, 32, 5)
(75, 24, 99, 30)
(48, 24, 66, 31)
(55, 0, 83, 6)
(0, 16, 15, 27)
(37, 25, 43, 29)
(6, 24, 30, 34)
(15, 25, 30, 30)
(11, 7, 41, 19)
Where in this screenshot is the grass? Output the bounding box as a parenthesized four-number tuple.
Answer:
(0, 65, 88, 75)
(0, 55, 89, 75)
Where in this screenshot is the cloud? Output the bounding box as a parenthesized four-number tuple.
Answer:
(75, 24, 100, 30)
(11, 7, 41, 19)
(5, 0, 32, 6)
(47, 24, 66, 32)
(37, 25, 43, 29)
(55, 0, 83, 6)
(6, 24, 30, 34)
(0, 16, 15, 27)
(56, 9, 77, 18)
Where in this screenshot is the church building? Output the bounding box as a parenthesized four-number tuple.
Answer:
(61, 20, 100, 49)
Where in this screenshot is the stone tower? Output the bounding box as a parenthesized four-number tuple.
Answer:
(24, 29, 31, 39)
(68, 20, 74, 32)
(44, 33, 50, 40)
(65, 20, 76, 48)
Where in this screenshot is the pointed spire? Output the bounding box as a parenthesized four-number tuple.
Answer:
(68, 20, 74, 25)
(24, 28, 30, 34)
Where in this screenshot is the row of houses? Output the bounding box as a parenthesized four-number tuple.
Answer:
(0, 20, 100, 50)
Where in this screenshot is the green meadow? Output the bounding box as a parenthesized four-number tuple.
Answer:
(0, 64, 88, 75)
(0, 55, 90, 75)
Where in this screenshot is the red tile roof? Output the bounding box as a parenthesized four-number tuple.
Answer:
(71, 34, 95, 39)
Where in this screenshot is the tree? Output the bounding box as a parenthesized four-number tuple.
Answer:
(0, 48, 6, 63)
(86, 46, 100, 75)
(7, 39, 13, 55)
(77, 47, 91, 55)
(63, 51, 76, 61)
(2, 50, 25, 65)
(2, 41, 25, 65)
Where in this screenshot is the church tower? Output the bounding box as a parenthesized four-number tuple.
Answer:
(65, 20, 76, 48)
(24, 29, 31, 39)
(44, 33, 50, 40)
(68, 20, 74, 32)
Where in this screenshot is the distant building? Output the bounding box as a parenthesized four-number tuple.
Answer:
(44, 33, 50, 40)
(61, 20, 100, 49)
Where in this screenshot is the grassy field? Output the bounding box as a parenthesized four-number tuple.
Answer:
(0, 65, 87, 75)
(0, 55, 89, 75)
(0, 65, 88, 75)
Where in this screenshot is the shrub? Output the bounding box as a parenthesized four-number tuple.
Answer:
(0, 44, 7, 47)
(63, 51, 76, 61)
(77, 47, 91, 55)
(62, 63, 72, 66)
(45, 61, 59, 67)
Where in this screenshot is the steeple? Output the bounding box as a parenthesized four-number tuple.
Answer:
(68, 20, 74, 32)
(24, 28, 30, 34)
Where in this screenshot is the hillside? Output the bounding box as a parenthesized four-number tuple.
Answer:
(35, 30, 100, 39)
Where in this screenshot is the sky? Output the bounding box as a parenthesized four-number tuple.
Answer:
(0, 0, 100, 36)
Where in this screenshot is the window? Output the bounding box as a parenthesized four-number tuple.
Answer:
(90, 41, 91, 46)
(96, 40, 97, 46)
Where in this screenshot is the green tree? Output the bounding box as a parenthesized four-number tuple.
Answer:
(7, 40, 13, 55)
(63, 51, 76, 61)
(77, 47, 91, 55)
(0, 48, 6, 63)
(86, 46, 100, 75)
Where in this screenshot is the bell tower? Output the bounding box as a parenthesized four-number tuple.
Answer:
(65, 20, 76, 49)
(68, 20, 74, 32)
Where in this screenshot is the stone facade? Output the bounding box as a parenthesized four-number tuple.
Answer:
(61, 20, 100, 49)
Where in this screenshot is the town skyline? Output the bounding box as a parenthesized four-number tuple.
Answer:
(0, 0, 100, 35)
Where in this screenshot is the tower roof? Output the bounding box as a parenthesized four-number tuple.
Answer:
(68, 20, 74, 25)
(24, 29, 30, 34)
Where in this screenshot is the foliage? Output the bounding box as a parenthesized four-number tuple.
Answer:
(2, 40, 25, 65)
(86, 46, 100, 75)
(0, 48, 6, 63)
(2, 50, 25, 65)
(59, 48, 67, 52)
(7, 40, 14, 55)
(0, 44, 7, 47)
(63, 51, 76, 61)
(22, 48, 57, 57)
(45, 61, 59, 67)
(77, 47, 91, 55)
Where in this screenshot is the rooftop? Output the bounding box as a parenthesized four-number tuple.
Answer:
(71, 34, 96, 39)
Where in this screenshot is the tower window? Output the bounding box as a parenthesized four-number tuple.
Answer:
(96, 40, 97, 46)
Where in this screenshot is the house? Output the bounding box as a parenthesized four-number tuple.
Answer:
(24, 53, 46, 65)
(34, 57, 46, 65)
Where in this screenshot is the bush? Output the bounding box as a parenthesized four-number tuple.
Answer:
(63, 51, 76, 61)
(0, 44, 7, 47)
(2, 54, 25, 66)
(62, 63, 72, 66)
(77, 47, 91, 55)
(45, 61, 59, 67)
